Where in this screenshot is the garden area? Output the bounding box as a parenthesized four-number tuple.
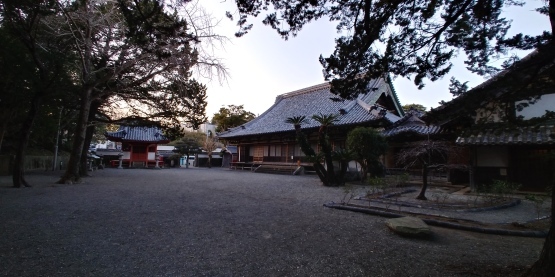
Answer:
(326, 174, 552, 237)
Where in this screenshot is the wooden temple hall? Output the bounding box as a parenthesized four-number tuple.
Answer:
(218, 78, 406, 168)
(104, 126, 169, 168)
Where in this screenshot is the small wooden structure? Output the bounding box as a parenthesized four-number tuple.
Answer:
(105, 126, 170, 168)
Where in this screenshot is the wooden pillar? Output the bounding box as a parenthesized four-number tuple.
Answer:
(470, 146, 476, 191)
(286, 144, 289, 163)
(129, 144, 134, 168)
(146, 144, 153, 167)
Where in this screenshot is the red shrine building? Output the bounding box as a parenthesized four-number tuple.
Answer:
(105, 125, 170, 168)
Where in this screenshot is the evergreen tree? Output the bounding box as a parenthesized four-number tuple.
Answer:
(346, 127, 387, 182)
(212, 104, 255, 132)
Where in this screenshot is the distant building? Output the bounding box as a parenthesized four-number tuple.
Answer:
(94, 140, 116, 149)
(182, 122, 216, 137)
(104, 125, 170, 168)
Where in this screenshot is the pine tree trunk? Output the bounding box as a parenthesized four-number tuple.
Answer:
(12, 95, 41, 188)
(58, 89, 92, 184)
(80, 123, 96, 176)
(80, 101, 102, 175)
(80, 131, 91, 176)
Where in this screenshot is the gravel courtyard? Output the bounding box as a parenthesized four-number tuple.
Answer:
(0, 168, 545, 276)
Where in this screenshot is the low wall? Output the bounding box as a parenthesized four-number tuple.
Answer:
(0, 155, 70, 175)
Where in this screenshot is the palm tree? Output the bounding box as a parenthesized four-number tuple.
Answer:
(285, 115, 326, 185)
(332, 148, 353, 181)
(312, 113, 341, 185)
(285, 115, 309, 131)
(311, 113, 339, 133)
(285, 115, 316, 158)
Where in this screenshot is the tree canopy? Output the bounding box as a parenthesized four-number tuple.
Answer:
(0, 0, 226, 184)
(346, 127, 388, 181)
(212, 104, 255, 132)
(402, 104, 427, 113)
(171, 131, 206, 168)
(231, 0, 554, 99)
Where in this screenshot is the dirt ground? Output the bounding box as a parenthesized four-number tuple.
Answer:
(0, 169, 549, 276)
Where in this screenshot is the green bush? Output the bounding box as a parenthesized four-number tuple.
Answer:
(490, 179, 521, 199)
(475, 180, 521, 204)
(367, 177, 389, 196)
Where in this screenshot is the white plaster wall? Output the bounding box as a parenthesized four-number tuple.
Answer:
(516, 93, 555, 120)
(348, 160, 361, 172)
(157, 145, 175, 151)
(148, 152, 155, 160)
(476, 146, 508, 167)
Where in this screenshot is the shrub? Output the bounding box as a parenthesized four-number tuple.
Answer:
(491, 179, 521, 199)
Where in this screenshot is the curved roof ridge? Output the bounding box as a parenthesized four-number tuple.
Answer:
(386, 74, 405, 117)
(358, 78, 383, 103)
(279, 82, 330, 99)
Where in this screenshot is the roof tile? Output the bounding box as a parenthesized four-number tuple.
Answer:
(105, 126, 169, 143)
(456, 125, 555, 145)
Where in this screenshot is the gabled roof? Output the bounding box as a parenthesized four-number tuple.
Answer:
(218, 78, 403, 138)
(105, 125, 170, 144)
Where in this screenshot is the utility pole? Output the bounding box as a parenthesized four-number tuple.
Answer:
(52, 107, 62, 171)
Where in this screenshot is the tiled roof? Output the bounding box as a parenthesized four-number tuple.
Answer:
(218, 78, 403, 138)
(382, 125, 443, 137)
(382, 112, 443, 137)
(456, 125, 555, 145)
(389, 111, 425, 127)
(105, 126, 170, 143)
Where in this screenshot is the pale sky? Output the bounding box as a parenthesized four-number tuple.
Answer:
(197, 1, 550, 119)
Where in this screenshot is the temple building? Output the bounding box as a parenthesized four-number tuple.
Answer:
(218, 77, 405, 165)
(104, 125, 170, 168)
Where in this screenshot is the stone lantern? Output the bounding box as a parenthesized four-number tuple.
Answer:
(117, 152, 124, 169)
(155, 151, 161, 169)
